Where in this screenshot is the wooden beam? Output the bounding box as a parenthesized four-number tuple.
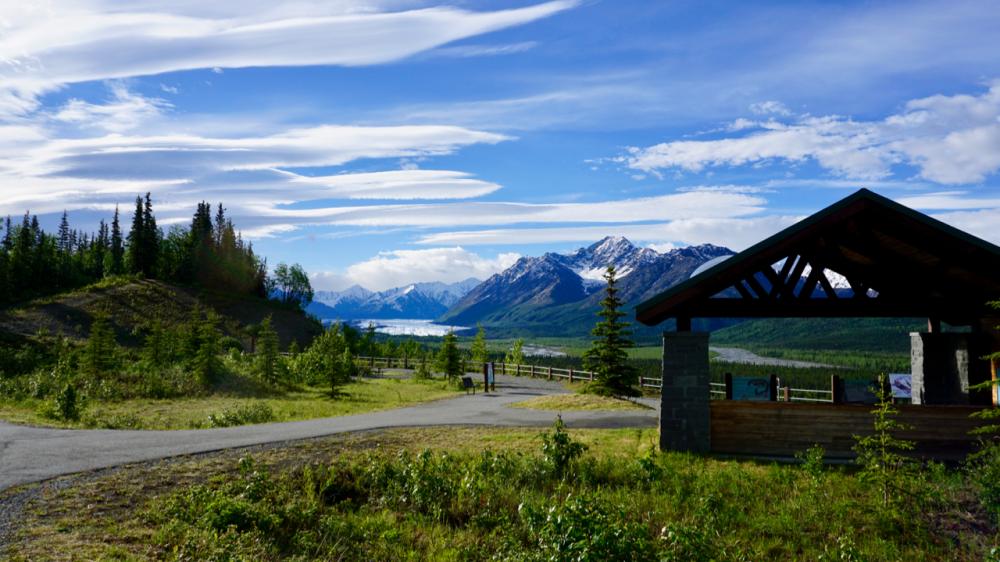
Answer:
(669, 298, 987, 320)
(734, 281, 753, 300)
(771, 256, 797, 297)
(781, 255, 809, 299)
(744, 274, 769, 299)
(815, 266, 838, 299)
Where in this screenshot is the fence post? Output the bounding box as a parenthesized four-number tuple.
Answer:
(370, 356, 375, 370)
(782, 385, 791, 402)
(724, 372, 733, 400)
(569, 369, 574, 383)
(831, 375, 842, 404)
(547, 366, 552, 380)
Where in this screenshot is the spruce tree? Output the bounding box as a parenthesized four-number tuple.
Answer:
(108, 205, 124, 275)
(582, 265, 639, 397)
(142, 192, 159, 275)
(256, 316, 281, 383)
(470, 324, 488, 365)
(83, 314, 117, 377)
(436, 330, 463, 381)
(126, 195, 145, 275)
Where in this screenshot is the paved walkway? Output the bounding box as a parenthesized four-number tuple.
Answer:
(0, 375, 658, 492)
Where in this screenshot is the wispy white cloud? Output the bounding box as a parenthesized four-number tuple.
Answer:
(623, 81, 1000, 185)
(313, 247, 521, 291)
(0, 83, 512, 218)
(0, 1, 578, 116)
(427, 41, 538, 58)
(749, 100, 791, 116)
(930, 208, 1000, 245)
(242, 191, 767, 230)
(897, 190, 1000, 210)
(51, 81, 170, 133)
(414, 215, 801, 251)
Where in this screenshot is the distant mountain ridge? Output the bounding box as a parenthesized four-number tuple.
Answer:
(439, 237, 735, 333)
(308, 278, 481, 320)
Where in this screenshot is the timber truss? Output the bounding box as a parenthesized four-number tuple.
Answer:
(636, 189, 1000, 325)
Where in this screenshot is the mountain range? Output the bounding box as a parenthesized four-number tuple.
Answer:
(307, 278, 481, 321)
(308, 236, 735, 337)
(439, 237, 734, 334)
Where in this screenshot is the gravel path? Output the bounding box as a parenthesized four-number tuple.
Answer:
(0, 374, 657, 493)
(710, 346, 838, 368)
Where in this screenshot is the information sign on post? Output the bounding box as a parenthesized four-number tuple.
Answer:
(889, 374, 912, 399)
(487, 362, 495, 392)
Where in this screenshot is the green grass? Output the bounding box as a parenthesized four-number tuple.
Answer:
(0, 377, 460, 430)
(2, 426, 994, 561)
(509, 394, 651, 411)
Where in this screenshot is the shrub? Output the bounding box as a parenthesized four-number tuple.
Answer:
(54, 382, 82, 421)
(207, 402, 275, 428)
(540, 415, 587, 479)
(967, 442, 1000, 523)
(519, 493, 654, 561)
(796, 443, 826, 486)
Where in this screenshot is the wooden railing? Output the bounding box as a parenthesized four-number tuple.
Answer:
(354, 356, 601, 382)
(352, 356, 837, 403)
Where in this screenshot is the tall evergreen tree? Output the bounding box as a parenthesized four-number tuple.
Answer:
(470, 324, 489, 365)
(108, 205, 124, 275)
(582, 266, 639, 397)
(57, 211, 71, 253)
(126, 195, 145, 275)
(256, 316, 281, 383)
(436, 330, 463, 381)
(142, 192, 159, 274)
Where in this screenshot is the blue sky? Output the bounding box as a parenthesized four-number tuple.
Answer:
(2, 0, 1000, 290)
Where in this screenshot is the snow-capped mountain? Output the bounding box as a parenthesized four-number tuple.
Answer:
(555, 236, 661, 282)
(439, 237, 734, 327)
(307, 278, 481, 320)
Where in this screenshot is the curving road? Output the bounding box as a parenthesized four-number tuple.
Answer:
(0, 374, 657, 492)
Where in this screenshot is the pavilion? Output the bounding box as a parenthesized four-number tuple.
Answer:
(635, 189, 1000, 458)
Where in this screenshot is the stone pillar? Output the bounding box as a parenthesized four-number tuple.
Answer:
(660, 331, 711, 453)
(911, 332, 991, 405)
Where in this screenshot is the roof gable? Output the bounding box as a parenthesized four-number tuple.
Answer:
(635, 189, 1000, 326)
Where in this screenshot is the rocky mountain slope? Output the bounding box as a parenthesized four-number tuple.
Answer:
(439, 237, 734, 332)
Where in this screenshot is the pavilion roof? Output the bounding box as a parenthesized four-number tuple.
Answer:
(635, 189, 1000, 326)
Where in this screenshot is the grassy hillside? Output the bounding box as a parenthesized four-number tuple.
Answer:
(0, 277, 322, 349)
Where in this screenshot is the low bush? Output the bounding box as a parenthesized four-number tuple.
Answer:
(206, 402, 276, 428)
(140, 419, 991, 560)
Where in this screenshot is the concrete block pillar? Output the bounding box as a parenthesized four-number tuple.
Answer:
(911, 332, 991, 405)
(660, 331, 711, 453)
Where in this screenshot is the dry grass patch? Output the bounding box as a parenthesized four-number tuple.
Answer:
(508, 393, 651, 411)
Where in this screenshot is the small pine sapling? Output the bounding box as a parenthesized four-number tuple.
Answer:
(853, 374, 915, 507)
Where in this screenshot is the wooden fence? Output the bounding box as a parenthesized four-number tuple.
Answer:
(710, 401, 989, 460)
(353, 357, 846, 404)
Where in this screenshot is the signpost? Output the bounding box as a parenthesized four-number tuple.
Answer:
(889, 373, 912, 400)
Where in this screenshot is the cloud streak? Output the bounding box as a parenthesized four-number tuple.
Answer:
(623, 81, 1000, 185)
(0, 1, 578, 115)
